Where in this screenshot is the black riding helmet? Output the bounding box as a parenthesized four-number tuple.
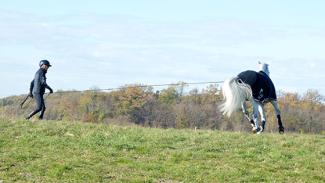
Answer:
(39, 60, 52, 67)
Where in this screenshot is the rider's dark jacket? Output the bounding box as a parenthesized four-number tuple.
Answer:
(29, 68, 52, 95)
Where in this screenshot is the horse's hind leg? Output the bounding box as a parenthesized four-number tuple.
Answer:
(271, 100, 284, 133)
(241, 102, 255, 128)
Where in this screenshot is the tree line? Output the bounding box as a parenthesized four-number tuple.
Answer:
(0, 84, 324, 134)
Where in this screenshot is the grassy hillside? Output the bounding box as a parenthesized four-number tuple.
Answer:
(0, 118, 324, 182)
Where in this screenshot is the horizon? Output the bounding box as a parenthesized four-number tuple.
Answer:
(1, 0, 325, 97)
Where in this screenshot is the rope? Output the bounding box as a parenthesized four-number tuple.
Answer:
(54, 81, 224, 93)
(18, 81, 224, 110)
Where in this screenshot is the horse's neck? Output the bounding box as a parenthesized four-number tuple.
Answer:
(259, 65, 270, 76)
(263, 70, 270, 76)
(259, 70, 270, 76)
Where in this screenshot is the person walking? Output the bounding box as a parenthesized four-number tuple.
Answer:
(26, 60, 53, 120)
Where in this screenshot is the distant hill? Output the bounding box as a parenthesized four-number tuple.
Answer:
(0, 85, 324, 133)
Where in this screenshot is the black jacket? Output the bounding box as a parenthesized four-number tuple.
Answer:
(30, 68, 52, 95)
(237, 70, 277, 102)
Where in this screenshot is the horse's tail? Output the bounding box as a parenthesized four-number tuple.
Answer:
(219, 77, 252, 117)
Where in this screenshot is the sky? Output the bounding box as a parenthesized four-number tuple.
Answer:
(1, 0, 325, 97)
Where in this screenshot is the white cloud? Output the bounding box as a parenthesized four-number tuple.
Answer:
(0, 10, 325, 97)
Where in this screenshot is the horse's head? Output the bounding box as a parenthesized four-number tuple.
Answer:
(258, 61, 270, 76)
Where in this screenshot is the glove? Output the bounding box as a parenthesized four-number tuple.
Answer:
(49, 88, 54, 94)
(28, 92, 33, 98)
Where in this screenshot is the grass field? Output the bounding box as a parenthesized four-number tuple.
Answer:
(0, 118, 324, 182)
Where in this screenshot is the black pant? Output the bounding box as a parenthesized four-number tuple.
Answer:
(27, 93, 46, 119)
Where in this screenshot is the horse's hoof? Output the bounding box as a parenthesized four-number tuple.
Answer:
(257, 126, 264, 134)
(252, 126, 263, 134)
(251, 127, 257, 133)
(251, 123, 256, 133)
(252, 127, 261, 134)
(256, 127, 264, 134)
(279, 126, 284, 134)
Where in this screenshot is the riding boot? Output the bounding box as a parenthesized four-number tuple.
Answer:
(39, 106, 46, 120)
(277, 115, 284, 133)
(26, 110, 39, 120)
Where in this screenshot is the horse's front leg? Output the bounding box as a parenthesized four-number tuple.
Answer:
(251, 100, 261, 133)
(257, 102, 266, 132)
(271, 100, 284, 133)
